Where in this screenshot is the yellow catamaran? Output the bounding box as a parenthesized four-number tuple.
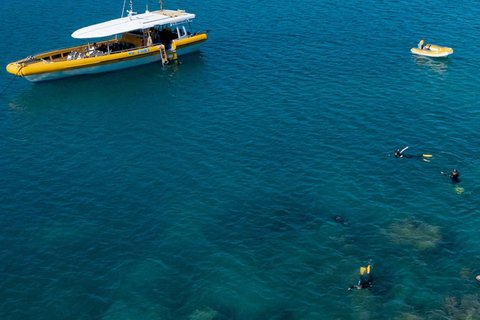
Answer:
(6, 1, 207, 82)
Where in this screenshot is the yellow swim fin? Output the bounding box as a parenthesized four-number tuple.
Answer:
(423, 154, 433, 158)
(455, 187, 465, 195)
(360, 267, 367, 275)
(367, 265, 371, 274)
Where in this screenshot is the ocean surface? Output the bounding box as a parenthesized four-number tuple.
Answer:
(1, 0, 480, 319)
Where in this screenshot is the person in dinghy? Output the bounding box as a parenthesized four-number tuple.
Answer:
(418, 38, 425, 50)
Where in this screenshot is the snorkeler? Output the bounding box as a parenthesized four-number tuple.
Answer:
(348, 264, 373, 290)
(441, 168, 460, 183)
(394, 146, 432, 161)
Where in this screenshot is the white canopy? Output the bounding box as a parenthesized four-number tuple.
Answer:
(72, 10, 195, 39)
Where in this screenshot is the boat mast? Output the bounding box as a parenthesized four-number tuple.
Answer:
(121, 0, 127, 18)
(127, 0, 136, 19)
(121, 0, 136, 18)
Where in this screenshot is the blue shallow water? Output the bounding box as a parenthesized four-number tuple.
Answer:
(1, 0, 480, 319)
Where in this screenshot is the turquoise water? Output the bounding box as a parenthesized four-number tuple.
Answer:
(1, 0, 480, 319)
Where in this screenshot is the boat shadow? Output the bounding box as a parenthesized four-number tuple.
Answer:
(7, 54, 206, 113)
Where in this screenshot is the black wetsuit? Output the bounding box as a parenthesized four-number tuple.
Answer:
(396, 152, 422, 159)
(451, 174, 460, 183)
(349, 274, 373, 290)
(359, 274, 374, 289)
(444, 171, 460, 183)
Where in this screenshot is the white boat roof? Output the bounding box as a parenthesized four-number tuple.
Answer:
(72, 9, 195, 39)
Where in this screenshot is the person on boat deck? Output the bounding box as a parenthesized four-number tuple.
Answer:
(348, 264, 373, 290)
(441, 168, 460, 183)
(149, 28, 158, 44)
(146, 31, 153, 47)
(156, 30, 162, 44)
(418, 38, 425, 49)
(159, 27, 175, 49)
(85, 43, 97, 57)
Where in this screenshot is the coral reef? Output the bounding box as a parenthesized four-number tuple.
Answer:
(388, 218, 441, 250)
(188, 307, 220, 320)
(428, 294, 480, 320)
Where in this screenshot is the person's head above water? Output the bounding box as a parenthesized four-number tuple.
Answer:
(441, 169, 460, 182)
(450, 169, 460, 179)
(394, 147, 409, 158)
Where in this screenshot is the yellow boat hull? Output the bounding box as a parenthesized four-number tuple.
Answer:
(6, 33, 207, 82)
(411, 44, 453, 57)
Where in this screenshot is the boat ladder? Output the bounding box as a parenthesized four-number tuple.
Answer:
(158, 45, 169, 65)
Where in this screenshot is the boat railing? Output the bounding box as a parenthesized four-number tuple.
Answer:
(28, 35, 183, 63)
(61, 42, 170, 62)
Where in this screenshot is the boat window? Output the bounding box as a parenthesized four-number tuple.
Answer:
(175, 26, 189, 38)
(177, 27, 184, 37)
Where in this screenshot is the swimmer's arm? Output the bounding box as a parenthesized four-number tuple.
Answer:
(400, 146, 409, 154)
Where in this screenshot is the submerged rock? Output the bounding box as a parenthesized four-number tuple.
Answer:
(460, 267, 472, 279)
(102, 300, 170, 320)
(429, 294, 480, 319)
(388, 218, 441, 250)
(333, 215, 348, 226)
(188, 307, 219, 320)
(394, 312, 424, 320)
